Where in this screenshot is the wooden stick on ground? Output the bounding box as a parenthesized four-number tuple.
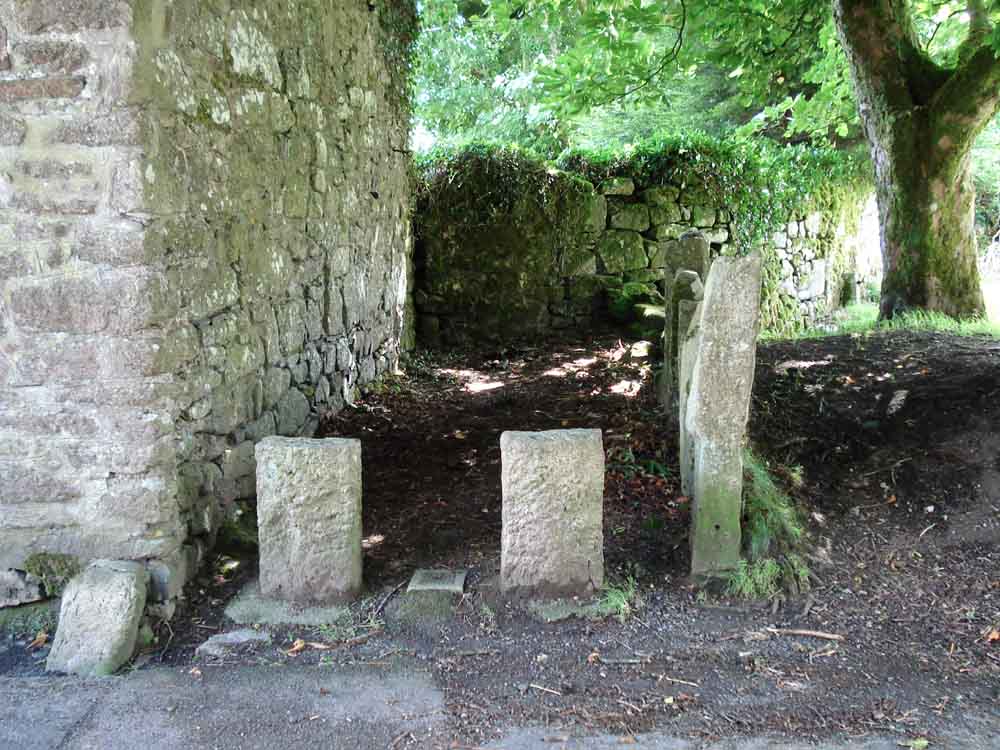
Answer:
(765, 627, 845, 642)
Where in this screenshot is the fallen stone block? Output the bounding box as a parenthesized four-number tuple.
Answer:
(500, 429, 605, 598)
(255, 437, 363, 604)
(46, 560, 148, 676)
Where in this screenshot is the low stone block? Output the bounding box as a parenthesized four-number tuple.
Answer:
(46, 560, 148, 676)
(683, 254, 763, 581)
(500, 429, 604, 598)
(256, 437, 362, 604)
(407, 569, 467, 594)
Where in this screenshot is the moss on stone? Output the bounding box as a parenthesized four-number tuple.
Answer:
(23, 553, 82, 598)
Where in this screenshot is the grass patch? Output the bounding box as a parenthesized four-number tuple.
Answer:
(596, 576, 641, 622)
(0, 600, 58, 637)
(769, 302, 1000, 341)
(726, 450, 811, 599)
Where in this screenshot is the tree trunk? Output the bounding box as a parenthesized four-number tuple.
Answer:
(834, 0, 999, 320)
(868, 111, 985, 318)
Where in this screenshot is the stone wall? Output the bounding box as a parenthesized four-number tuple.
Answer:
(0, 0, 415, 611)
(414, 155, 881, 345)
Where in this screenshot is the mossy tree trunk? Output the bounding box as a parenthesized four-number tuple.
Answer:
(834, 0, 1000, 319)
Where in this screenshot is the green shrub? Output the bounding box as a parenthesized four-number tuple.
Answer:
(726, 450, 811, 599)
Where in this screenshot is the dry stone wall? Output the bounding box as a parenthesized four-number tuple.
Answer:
(0, 0, 415, 610)
(414, 159, 881, 345)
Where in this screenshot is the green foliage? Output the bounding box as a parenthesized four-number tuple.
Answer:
(557, 130, 871, 254)
(415, 141, 592, 227)
(727, 450, 810, 599)
(597, 576, 640, 623)
(23, 552, 81, 598)
(0, 601, 58, 637)
(784, 302, 1000, 340)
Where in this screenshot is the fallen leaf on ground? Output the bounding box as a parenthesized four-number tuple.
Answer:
(986, 628, 999, 643)
(26, 631, 48, 650)
(285, 639, 307, 656)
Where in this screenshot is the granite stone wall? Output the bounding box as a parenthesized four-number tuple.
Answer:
(0, 0, 415, 614)
(415, 165, 881, 345)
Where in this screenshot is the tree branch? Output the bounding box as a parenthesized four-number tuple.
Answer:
(931, 42, 1000, 151)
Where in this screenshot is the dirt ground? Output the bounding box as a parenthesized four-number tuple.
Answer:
(3, 329, 998, 747)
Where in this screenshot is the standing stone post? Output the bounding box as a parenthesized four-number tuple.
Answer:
(255, 437, 363, 603)
(678, 296, 703, 498)
(661, 269, 705, 415)
(500, 429, 605, 598)
(683, 254, 762, 581)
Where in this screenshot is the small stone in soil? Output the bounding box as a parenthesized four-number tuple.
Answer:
(195, 629, 272, 659)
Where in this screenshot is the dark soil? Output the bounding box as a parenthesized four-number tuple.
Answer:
(3, 329, 998, 747)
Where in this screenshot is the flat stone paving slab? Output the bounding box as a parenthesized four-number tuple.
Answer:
(224, 580, 349, 626)
(406, 568, 467, 594)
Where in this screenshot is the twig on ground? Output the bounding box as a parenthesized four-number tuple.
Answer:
(529, 683, 563, 696)
(918, 523, 936, 539)
(373, 581, 407, 618)
(765, 627, 845, 642)
(659, 675, 700, 688)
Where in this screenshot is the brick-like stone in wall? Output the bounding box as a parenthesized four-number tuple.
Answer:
(0, 113, 26, 146)
(8, 269, 164, 336)
(14, 0, 132, 33)
(13, 41, 90, 75)
(0, 77, 86, 103)
(0, 23, 10, 71)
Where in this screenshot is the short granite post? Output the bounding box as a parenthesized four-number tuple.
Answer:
(47, 560, 149, 676)
(255, 437, 363, 604)
(500, 429, 605, 598)
(684, 254, 762, 581)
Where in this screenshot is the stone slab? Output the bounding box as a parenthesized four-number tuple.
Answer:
(683, 254, 763, 581)
(406, 569, 467, 594)
(255, 437, 363, 604)
(500, 429, 605, 598)
(224, 580, 350, 626)
(46, 560, 148, 676)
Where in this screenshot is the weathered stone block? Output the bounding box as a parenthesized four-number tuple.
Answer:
(598, 230, 647, 273)
(14, 41, 89, 74)
(46, 560, 148, 676)
(609, 202, 650, 232)
(0, 77, 86, 102)
(15, 0, 131, 33)
(683, 254, 763, 581)
(598, 177, 634, 196)
(0, 569, 44, 607)
(690, 205, 716, 228)
(641, 186, 680, 206)
(0, 113, 26, 146)
(500, 429, 605, 598)
(255, 437, 362, 604)
(649, 202, 683, 226)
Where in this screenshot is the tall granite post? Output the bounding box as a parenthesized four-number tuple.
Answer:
(255, 437, 363, 603)
(500, 429, 605, 598)
(683, 254, 762, 581)
(660, 231, 711, 413)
